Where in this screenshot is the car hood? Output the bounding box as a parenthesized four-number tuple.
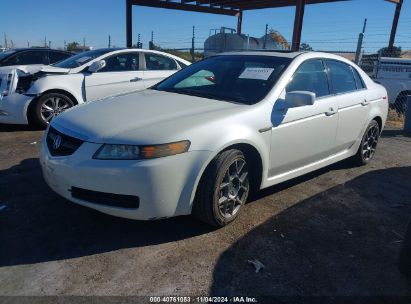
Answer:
(52, 89, 246, 144)
(0, 64, 46, 76)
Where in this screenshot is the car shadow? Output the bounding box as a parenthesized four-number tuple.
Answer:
(0, 158, 213, 266)
(210, 166, 411, 297)
(382, 128, 411, 138)
(0, 124, 41, 132)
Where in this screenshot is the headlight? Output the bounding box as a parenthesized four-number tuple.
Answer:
(93, 140, 190, 160)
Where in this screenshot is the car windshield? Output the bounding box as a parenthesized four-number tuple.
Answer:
(52, 49, 114, 69)
(0, 50, 16, 61)
(153, 55, 291, 105)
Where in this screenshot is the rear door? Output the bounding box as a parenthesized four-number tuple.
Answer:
(325, 60, 369, 151)
(84, 52, 145, 101)
(143, 52, 179, 87)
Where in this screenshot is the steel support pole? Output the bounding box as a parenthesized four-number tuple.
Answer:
(388, 0, 403, 51)
(292, 0, 305, 51)
(126, 0, 133, 48)
(237, 11, 243, 35)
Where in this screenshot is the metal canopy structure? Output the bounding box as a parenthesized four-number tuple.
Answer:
(126, 0, 350, 51)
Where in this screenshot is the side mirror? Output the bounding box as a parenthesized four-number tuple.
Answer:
(88, 60, 106, 73)
(285, 91, 316, 108)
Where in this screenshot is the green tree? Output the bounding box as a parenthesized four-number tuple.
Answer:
(378, 46, 402, 58)
(66, 41, 80, 52)
(300, 43, 313, 51)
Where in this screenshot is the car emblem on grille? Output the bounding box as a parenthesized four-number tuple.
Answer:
(53, 135, 62, 150)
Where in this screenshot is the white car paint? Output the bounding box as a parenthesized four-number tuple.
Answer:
(0, 49, 190, 125)
(40, 51, 388, 222)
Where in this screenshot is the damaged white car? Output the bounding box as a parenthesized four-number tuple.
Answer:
(0, 48, 190, 127)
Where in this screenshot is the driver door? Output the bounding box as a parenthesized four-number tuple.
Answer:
(269, 59, 339, 178)
(85, 52, 145, 101)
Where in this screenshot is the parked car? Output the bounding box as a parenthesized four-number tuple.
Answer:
(0, 48, 190, 127)
(40, 51, 388, 227)
(0, 48, 73, 67)
(373, 57, 411, 113)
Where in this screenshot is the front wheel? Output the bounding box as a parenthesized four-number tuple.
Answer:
(30, 93, 75, 128)
(193, 149, 250, 227)
(352, 120, 380, 166)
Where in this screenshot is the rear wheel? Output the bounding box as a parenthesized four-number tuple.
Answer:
(30, 93, 75, 128)
(193, 149, 250, 227)
(352, 120, 380, 165)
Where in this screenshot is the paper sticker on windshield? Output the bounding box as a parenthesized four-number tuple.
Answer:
(239, 68, 274, 80)
(76, 56, 91, 63)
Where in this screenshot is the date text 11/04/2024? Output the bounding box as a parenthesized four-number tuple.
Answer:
(149, 296, 258, 303)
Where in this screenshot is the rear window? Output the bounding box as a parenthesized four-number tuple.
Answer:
(352, 67, 366, 89)
(49, 51, 72, 64)
(326, 60, 357, 94)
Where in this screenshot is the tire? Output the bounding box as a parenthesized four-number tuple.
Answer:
(192, 149, 250, 227)
(352, 120, 380, 166)
(30, 93, 75, 128)
(393, 92, 408, 115)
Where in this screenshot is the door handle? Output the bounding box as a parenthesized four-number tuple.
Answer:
(325, 107, 337, 116)
(130, 77, 142, 82)
(361, 99, 370, 106)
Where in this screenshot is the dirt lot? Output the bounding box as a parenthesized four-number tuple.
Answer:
(0, 124, 410, 299)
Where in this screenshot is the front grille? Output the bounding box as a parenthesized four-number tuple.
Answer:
(46, 126, 83, 156)
(71, 187, 140, 209)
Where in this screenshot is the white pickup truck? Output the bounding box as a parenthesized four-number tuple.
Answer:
(373, 57, 411, 112)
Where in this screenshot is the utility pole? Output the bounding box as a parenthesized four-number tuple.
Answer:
(354, 18, 367, 64)
(44, 37, 47, 48)
(190, 26, 195, 62)
(149, 31, 154, 50)
(27, 41, 30, 48)
(49, 41, 51, 49)
(108, 35, 111, 48)
(4, 34, 7, 49)
(263, 24, 268, 49)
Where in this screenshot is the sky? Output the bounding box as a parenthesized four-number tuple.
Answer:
(0, 0, 410, 53)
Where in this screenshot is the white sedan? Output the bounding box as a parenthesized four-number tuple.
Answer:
(40, 51, 388, 227)
(0, 48, 190, 127)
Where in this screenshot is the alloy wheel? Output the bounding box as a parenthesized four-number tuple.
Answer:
(40, 97, 71, 123)
(362, 124, 379, 161)
(218, 159, 249, 219)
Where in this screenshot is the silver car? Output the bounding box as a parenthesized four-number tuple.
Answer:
(40, 51, 388, 227)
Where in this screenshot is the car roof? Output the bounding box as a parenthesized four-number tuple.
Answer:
(9, 48, 73, 54)
(218, 51, 305, 58)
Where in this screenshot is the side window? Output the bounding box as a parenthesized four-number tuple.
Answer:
(352, 67, 365, 89)
(49, 51, 71, 64)
(10, 51, 45, 65)
(286, 59, 330, 98)
(177, 60, 189, 69)
(145, 53, 177, 71)
(98, 53, 140, 72)
(326, 60, 357, 94)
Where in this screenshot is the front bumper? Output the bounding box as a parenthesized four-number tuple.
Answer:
(0, 93, 33, 125)
(40, 135, 212, 220)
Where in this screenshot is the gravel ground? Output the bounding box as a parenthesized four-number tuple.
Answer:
(0, 124, 410, 299)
